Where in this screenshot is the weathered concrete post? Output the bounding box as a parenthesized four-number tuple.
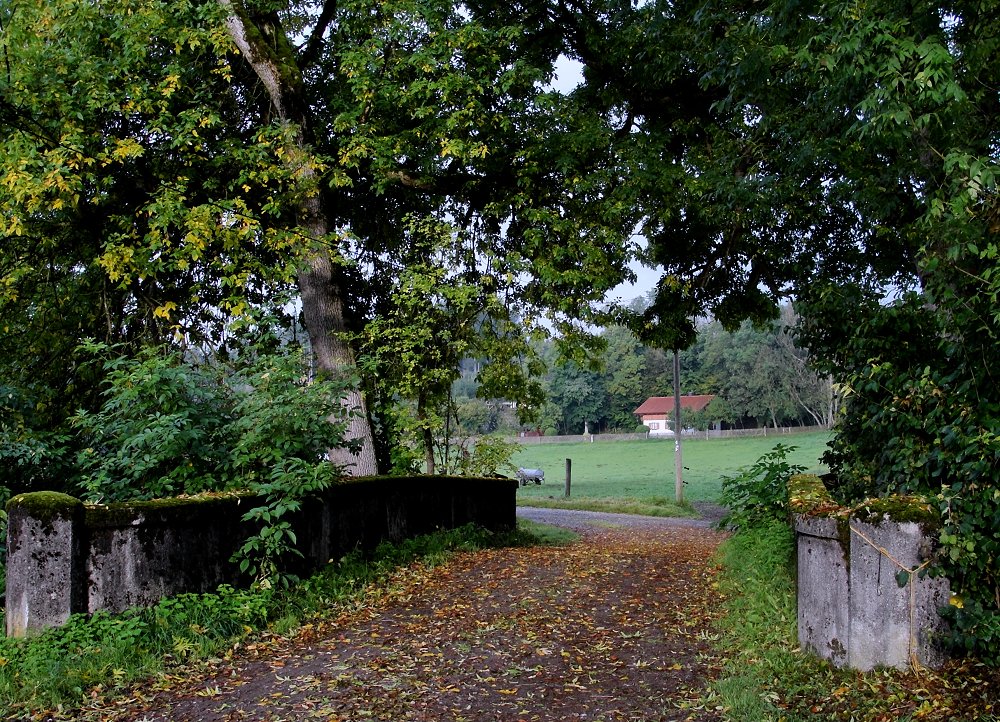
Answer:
(848, 517, 951, 671)
(795, 514, 850, 666)
(792, 474, 951, 671)
(6, 492, 86, 637)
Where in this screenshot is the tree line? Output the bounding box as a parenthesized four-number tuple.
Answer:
(448, 301, 834, 437)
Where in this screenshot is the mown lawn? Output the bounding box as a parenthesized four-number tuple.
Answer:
(511, 430, 831, 506)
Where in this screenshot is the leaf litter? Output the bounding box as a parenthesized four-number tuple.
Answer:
(76, 523, 730, 722)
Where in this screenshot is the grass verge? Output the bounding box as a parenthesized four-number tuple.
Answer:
(517, 495, 696, 518)
(708, 521, 999, 722)
(515, 517, 580, 545)
(0, 520, 565, 721)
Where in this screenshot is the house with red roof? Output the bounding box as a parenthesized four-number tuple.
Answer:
(633, 395, 716, 436)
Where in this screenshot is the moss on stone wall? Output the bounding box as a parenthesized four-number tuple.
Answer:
(789, 473, 840, 515)
(82, 491, 257, 529)
(7, 492, 83, 527)
(789, 473, 940, 528)
(850, 495, 940, 530)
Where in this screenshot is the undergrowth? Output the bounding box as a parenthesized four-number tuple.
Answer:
(0, 521, 552, 720)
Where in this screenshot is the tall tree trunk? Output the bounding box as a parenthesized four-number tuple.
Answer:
(417, 391, 435, 475)
(221, 2, 378, 475)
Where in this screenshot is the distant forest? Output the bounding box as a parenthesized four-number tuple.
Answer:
(451, 302, 835, 436)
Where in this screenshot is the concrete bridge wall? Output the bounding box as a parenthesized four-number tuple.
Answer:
(6, 475, 516, 637)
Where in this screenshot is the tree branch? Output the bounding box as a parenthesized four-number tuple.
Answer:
(298, 0, 338, 70)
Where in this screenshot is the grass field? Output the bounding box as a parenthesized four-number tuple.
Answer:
(511, 430, 831, 513)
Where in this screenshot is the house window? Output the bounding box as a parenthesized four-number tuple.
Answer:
(649, 422, 659, 430)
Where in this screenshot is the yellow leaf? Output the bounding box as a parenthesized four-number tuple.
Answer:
(153, 301, 177, 319)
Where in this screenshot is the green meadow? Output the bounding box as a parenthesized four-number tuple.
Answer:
(511, 430, 831, 516)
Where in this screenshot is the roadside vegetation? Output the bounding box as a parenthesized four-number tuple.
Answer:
(706, 447, 999, 722)
(1, 432, 996, 720)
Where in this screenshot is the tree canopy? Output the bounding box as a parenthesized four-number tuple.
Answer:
(0, 0, 635, 473)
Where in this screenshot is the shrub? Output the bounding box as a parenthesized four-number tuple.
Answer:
(69, 341, 356, 584)
(71, 342, 354, 502)
(72, 342, 234, 501)
(452, 434, 520, 477)
(718, 443, 806, 530)
(0, 385, 73, 493)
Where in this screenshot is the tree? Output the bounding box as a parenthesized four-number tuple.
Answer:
(775, 305, 837, 429)
(354, 216, 544, 473)
(700, 320, 790, 428)
(540, 342, 606, 435)
(685, 0, 1000, 656)
(0, 0, 636, 479)
(219, 0, 379, 473)
(595, 0, 999, 656)
(599, 325, 646, 430)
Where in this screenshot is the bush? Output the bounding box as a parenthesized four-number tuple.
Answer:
(71, 342, 354, 503)
(69, 341, 357, 585)
(452, 434, 520, 477)
(72, 342, 234, 501)
(718, 443, 806, 530)
(0, 385, 73, 493)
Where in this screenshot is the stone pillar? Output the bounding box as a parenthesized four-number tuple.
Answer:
(848, 517, 951, 671)
(795, 514, 850, 666)
(6, 492, 86, 637)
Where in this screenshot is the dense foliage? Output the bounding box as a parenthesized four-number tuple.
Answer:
(571, 0, 1000, 659)
(799, 287, 1000, 661)
(0, 0, 635, 476)
(70, 342, 352, 502)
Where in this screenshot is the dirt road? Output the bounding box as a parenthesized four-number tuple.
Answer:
(96, 509, 729, 722)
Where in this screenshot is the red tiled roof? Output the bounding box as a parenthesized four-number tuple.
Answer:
(633, 395, 716, 416)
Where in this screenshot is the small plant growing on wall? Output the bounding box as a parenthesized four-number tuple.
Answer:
(719, 443, 806, 530)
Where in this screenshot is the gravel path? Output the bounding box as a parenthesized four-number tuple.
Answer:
(87, 509, 730, 722)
